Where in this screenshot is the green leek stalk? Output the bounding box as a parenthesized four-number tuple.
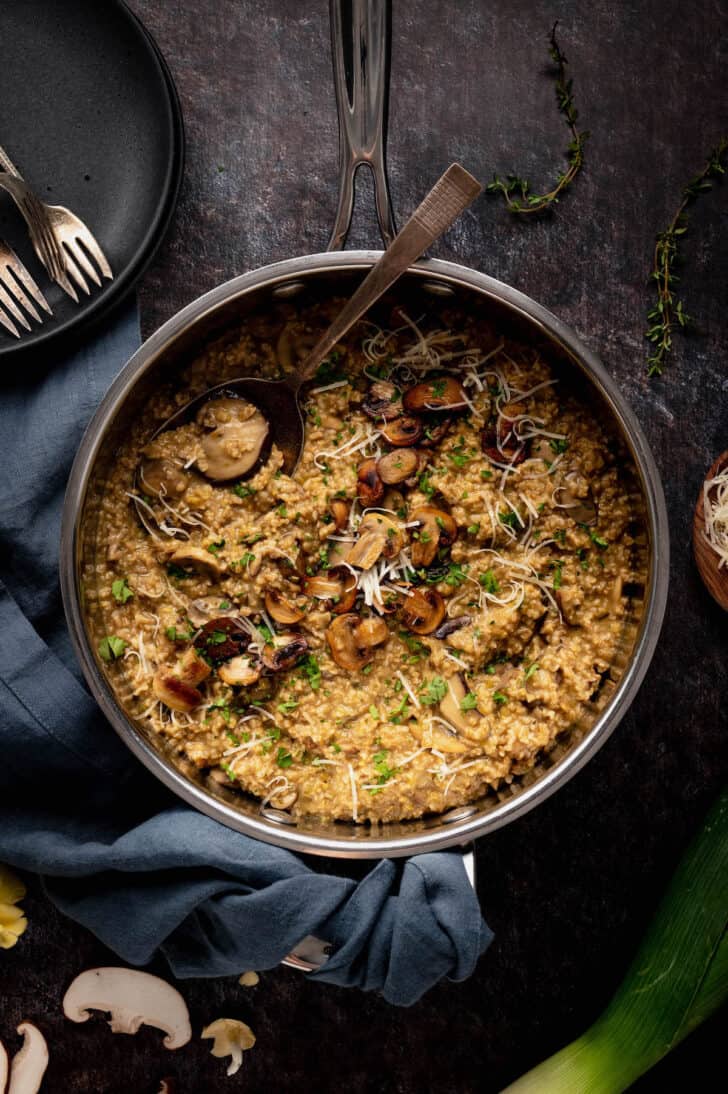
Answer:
(503, 786, 728, 1093)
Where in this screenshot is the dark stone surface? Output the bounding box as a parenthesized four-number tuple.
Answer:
(1, 1, 726, 1090)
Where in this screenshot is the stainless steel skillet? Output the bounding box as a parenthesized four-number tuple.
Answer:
(60, 0, 669, 865)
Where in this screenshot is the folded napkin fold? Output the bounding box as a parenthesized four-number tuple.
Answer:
(0, 305, 492, 1005)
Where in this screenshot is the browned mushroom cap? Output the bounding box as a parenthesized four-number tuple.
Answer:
(303, 566, 358, 613)
(325, 612, 389, 670)
(152, 671, 202, 713)
(410, 506, 458, 567)
(439, 674, 481, 737)
(419, 416, 453, 448)
(362, 380, 402, 421)
(432, 614, 471, 639)
(381, 487, 407, 514)
(139, 457, 189, 498)
(358, 512, 404, 559)
(196, 396, 269, 482)
(261, 634, 309, 671)
(356, 458, 385, 507)
(178, 647, 213, 686)
(329, 497, 351, 531)
(481, 423, 526, 465)
(169, 544, 224, 579)
(193, 618, 250, 663)
(403, 377, 467, 414)
(218, 655, 263, 687)
(381, 416, 424, 447)
(556, 470, 598, 525)
(264, 588, 304, 625)
(400, 587, 446, 634)
(377, 448, 420, 485)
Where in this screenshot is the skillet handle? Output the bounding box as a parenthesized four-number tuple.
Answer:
(328, 0, 396, 251)
(280, 844, 477, 973)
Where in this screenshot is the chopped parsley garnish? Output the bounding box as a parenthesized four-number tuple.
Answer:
(524, 662, 540, 681)
(467, 522, 480, 535)
(277, 504, 288, 518)
(445, 563, 469, 587)
(369, 704, 379, 720)
(238, 552, 256, 570)
(302, 654, 321, 691)
(166, 625, 193, 642)
(499, 509, 519, 529)
(448, 436, 474, 468)
(493, 690, 508, 705)
(277, 700, 299, 713)
(367, 749, 397, 792)
(577, 547, 589, 570)
(331, 742, 342, 754)
(209, 698, 232, 723)
(98, 635, 127, 662)
(554, 529, 566, 544)
(420, 676, 448, 705)
(207, 539, 225, 555)
(220, 762, 237, 782)
(552, 561, 564, 589)
(479, 569, 500, 593)
(590, 531, 608, 549)
(549, 438, 569, 455)
(111, 578, 133, 604)
(232, 483, 256, 499)
(431, 379, 447, 398)
(460, 692, 478, 711)
(276, 748, 293, 769)
(418, 471, 435, 499)
(388, 696, 410, 724)
(480, 469, 493, 480)
(314, 351, 345, 385)
(218, 600, 232, 610)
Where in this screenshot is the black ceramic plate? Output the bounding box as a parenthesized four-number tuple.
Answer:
(0, 0, 184, 358)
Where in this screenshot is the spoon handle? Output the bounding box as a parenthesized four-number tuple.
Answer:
(296, 163, 482, 385)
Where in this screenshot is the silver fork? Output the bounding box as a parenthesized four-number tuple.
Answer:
(0, 145, 113, 301)
(0, 239, 52, 338)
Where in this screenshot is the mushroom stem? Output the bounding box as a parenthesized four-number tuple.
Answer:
(8, 1023, 49, 1094)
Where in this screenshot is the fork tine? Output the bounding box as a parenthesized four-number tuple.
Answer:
(67, 237, 101, 287)
(76, 228, 113, 280)
(2, 274, 41, 323)
(3, 254, 50, 316)
(0, 303, 20, 338)
(62, 243, 91, 295)
(0, 280, 31, 330)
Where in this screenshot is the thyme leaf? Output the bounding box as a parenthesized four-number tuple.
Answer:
(486, 23, 588, 216)
(645, 138, 727, 376)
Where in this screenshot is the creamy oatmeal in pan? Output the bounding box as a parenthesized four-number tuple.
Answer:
(86, 304, 643, 823)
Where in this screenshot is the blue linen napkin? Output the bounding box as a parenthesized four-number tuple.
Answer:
(0, 304, 492, 1005)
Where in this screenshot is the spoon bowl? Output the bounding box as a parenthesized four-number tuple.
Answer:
(693, 449, 728, 611)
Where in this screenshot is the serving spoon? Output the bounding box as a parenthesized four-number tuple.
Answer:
(142, 163, 481, 478)
(693, 449, 728, 611)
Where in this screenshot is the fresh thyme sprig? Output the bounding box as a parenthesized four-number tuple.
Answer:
(486, 23, 588, 215)
(645, 139, 727, 376)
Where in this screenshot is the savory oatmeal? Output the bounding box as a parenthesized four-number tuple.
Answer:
(85, 303, 643, 823)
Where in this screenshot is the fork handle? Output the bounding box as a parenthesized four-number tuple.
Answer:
(0, 144, 22, 179)
(296, 163, 482, 385)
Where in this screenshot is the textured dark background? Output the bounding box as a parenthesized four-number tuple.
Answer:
(1, 0, 726, 1091)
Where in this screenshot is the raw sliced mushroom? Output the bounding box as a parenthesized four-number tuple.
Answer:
(218, 655, 262, 687)
(400, 587, 446, 634)
(361, 380, 402, 421)
(325, 612, 389, 670)
(410, 506, 458, 568)
(303, 567, 358, 613)
(178, 647, 213, 687)
(8, 1022, 49, 1094)
(264, 588, 304, 625)
(381, 416, 423, 447)
(152, 671, 203, 713)
(377, 448, 420, 484)
(201, 1018, 256, 1077)
(139, 457, 189, 499)
(193, 618, 250, 663)
(356, 458, 384, 507)
(403, 376, 467, 413)
(196, 397, 269, 482)
(432, 614, 471, 639)
(439, 674, 482, 737)
(168, 544, 224, 579)
(555, 470, 598, 525)
(261, 634, 309, 671)
(0, 1040, 6, 1094)
(329, 497, 351, 530)
(62, 967, 192, 1049)
(187, 596, 239, 627)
